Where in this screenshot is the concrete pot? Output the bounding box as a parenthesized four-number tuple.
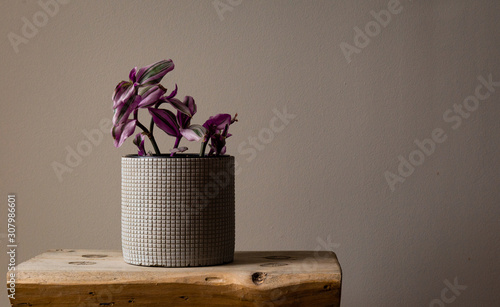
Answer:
(121, 154, 235, 267)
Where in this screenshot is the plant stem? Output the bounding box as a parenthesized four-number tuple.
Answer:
(200, 139, 209, 157)
(149, 117, 155, 138)
(148, 99, 168, 142)
(149, 101, 161, 136)
(136, 121, 161, 155)
(170, 136, 181, 157)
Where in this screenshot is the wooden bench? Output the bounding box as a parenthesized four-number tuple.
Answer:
(8, 249, 342, 306)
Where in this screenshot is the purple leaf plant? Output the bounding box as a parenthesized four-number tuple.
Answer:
(112, 59, 237, 157)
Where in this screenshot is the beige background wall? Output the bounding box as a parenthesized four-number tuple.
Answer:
(1, 0, 499, 306)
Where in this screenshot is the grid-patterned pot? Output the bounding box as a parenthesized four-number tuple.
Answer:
(121, 155, 235, 267)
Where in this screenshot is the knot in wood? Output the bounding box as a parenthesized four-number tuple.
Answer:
(82, 254, 108, 258)
(252, 272, 267, 285)
(68, 261, 96, 265)
(264, 255, 291, 260)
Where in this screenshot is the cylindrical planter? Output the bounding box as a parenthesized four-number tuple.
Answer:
(121, 154, 235, 267)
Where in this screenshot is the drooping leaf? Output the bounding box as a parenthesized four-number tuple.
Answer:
(180, 124, 206, 141)
(111, 119, 137, 148)
(149, 108, 180, 137)
(113, 95, 140, 126)
(112, 81, 134, 109)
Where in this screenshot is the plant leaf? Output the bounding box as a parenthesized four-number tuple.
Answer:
(112, 95, 140, 126)
(133, 133, 146, 156)
(170, 146, 188, 153)
(168, 98, 191, 117)
(203, 113, 232, 131)
(136, 59, 174, 85)
(185, 96, 197, 116)
(129, 67, 137, 83)
(149, 108, 180, 137)
(177, 111, 191, 130)
(180, 124, 206, 141)
(112, 81, 134, 109)
(111, 119, 136, 148)
(172, 96, 197, 128)
(137, 85, 166, 108)
(165, 84, 178, 100)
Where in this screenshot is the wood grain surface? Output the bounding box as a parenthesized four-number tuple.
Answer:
(7, 249, 341, 306)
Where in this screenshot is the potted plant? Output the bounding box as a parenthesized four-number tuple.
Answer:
(112, 59, 237, 267)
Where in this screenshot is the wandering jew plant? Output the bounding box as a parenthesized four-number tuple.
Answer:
(111, 59, 237, 156)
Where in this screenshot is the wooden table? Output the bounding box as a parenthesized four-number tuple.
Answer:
(7, 249, 342, 306)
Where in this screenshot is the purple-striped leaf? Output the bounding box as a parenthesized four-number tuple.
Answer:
(203, 113, 232, 131)
(113, 95, 141, 126)
(177, 110, 191, 130)
(180, 124, 206, 141)
(208, 133, 227, 156)
(112, 95, 140, 126)
(169, 97, 192, 117)
(149, 108, 180, 137)
(133, 133, 146, 156)
(136, 59, 174, 85)
(173, 96, 197, 128)
(129, 67, 138, 83)
(112, 81, 134, 109)
(165, 84, 178, 100)
(137, 85, 166, 108)
(111, 119, 137, 148)
(186, 96, 197, 115)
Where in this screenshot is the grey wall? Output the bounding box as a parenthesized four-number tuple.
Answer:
(1, 0, 499, 306)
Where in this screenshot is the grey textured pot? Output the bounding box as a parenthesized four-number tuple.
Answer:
(121, 154, 235, 267)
